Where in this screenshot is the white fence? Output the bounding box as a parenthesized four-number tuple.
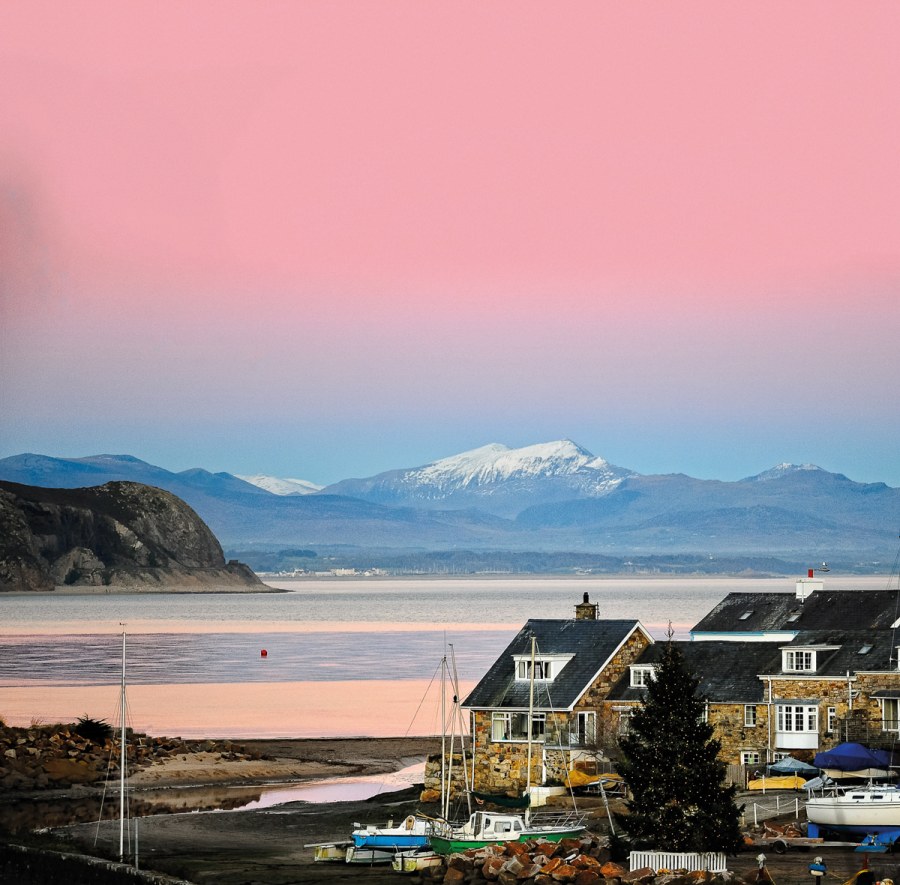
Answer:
(742, 796, 803, 827)
(629, 851, 728, 873)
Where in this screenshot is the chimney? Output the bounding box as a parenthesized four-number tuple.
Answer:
(796, 568, 824, 602)
(575, 592, 598, 620)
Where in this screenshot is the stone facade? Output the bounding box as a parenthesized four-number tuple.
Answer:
(462, 628, 653, 795)
(680, 673, 900, 767)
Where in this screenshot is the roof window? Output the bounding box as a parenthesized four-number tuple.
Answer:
(739, 610, 754, 621)
(786, 612, 801, 623)
(858, 643, 873, 655)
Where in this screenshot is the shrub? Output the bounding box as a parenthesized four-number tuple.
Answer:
(74, 715, 114, 743)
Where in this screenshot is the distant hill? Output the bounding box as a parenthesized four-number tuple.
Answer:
(0, 446, 897, 560)
(0, 479, 262, 592)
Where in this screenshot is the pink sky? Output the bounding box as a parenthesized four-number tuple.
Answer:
(1, 2, 898, 484)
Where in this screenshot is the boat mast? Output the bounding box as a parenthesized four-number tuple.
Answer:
(119, 624, 127, 863)
(449, 644, 472, 817)
(525, 633, 536, 825)
(441, 652, 448, 821)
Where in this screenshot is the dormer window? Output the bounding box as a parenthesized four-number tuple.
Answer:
(514, 654, 572, 682)
(783, 649, 815, 672)
(631, 665, 656, 687)
(517, 659, 552, 680)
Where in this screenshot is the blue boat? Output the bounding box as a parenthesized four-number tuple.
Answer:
(349, 814, 436, 860)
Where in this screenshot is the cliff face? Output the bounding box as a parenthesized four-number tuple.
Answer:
(0, 480, 262, 592)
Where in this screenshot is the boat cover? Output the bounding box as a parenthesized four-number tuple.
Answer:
(813, 743, 894, 778)
(767, 756, 821, 776)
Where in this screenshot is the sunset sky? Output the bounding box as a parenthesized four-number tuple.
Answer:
(2, 2, 898, 486)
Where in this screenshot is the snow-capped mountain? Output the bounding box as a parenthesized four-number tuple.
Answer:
(237, 474, 323, 496)
(322, 440, 635, 516)
(742, 463, 827, 482)
(0, 447, 896, 556)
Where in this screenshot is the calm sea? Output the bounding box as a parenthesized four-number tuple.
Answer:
(0, 576, 887, 739)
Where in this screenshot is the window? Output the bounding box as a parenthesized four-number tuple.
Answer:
(773, 752, 790, 762)
(776, 704, 818, 733)
(744, 705, 758, 727)
(741, 751, 761, 766)
(631, 666, 655, 687)
(786, 612, 801, 623)
(491, 712, 546, 742)
(574, 711, 596, 745)
(827, 706, 837, 733)
(739, 610, 754, 620)
(516, 659, 553, 681)
(883, 699, 900, 733)
(783, 649, 815, 672)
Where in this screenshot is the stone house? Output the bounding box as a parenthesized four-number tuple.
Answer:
(461, 594, 653, 794)
(604, 577, 900, 768)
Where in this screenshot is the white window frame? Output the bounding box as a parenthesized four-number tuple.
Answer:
(630, 666, 655, 687)
(491, 712, 546, 743)
(574, 711, 597, 745)
(744, 705, 757, 727)
(616, 709, 633, 736)
(517, 659, 552, 681)
(827, 706, 837, 733)
(741, 751, 761, 766)
(783, 649, 816, 672)
(882, 699, 900, 733)
(776, 704, 818, 733)
(513, 654, 572, 682)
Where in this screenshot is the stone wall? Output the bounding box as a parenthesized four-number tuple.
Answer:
(464, 629, 652, 794)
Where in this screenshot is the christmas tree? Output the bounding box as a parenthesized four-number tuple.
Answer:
(616, 640, 744, 853)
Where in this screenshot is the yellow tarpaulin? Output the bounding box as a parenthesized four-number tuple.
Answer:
(747, 774, 806, 791)
(566, 770, 624, 787)
(565, 769, 598, 787)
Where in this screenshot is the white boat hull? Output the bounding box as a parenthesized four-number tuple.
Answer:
(807, 789, 900, 828)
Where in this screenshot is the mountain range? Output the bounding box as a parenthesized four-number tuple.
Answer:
(0, 442, 897, 560)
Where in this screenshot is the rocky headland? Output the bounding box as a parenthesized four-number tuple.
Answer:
(0, 479, 263, 592)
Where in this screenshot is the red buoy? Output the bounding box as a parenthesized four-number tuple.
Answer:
(260, 649, 267, 657)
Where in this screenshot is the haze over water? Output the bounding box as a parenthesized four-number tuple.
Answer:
(0, 576, 889, 738)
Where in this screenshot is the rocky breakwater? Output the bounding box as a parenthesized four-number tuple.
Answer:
(0, 479, 263, 591)
(0, 721, 262, 794)
(413, 835, 738, 885)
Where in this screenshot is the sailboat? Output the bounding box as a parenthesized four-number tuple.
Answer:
(348, 649, 464, 864)
(428, 635, 586, 855)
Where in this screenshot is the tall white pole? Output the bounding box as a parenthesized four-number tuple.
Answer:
(526, 634, 535, 824)
(119, 626, 126, 863)
(440, 653, 447, 821)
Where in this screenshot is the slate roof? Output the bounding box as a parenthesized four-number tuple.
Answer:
(775, 629, 898, 674)
(462, 619, 645, 712)
(691, 589, 900, 635)
(606, 641, 782, 704)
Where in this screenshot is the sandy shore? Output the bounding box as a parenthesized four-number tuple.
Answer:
(128, 736, 440, 787)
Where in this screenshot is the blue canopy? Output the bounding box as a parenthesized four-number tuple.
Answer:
(813, 742, 893, 773)
(768, 756, 820, 776)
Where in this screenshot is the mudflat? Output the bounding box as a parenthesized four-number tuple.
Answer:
(6, 737, 900, 884)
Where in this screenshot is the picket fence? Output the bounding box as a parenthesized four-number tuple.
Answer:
(629, 851, 728, 873)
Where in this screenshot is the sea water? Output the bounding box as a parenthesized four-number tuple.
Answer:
(0, 575, 886, 738)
